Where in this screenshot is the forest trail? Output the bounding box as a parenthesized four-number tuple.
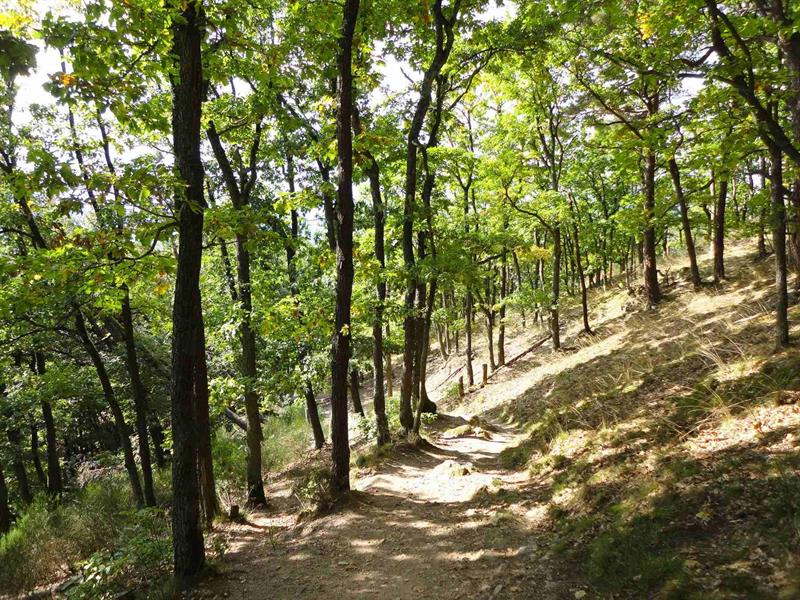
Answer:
(204, 413, 581, 600)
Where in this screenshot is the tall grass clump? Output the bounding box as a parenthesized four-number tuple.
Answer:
(261, 401, 318, 471)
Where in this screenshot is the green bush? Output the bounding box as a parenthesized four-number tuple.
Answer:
(0, 496, 60, 593)
(0, 477, 171, 597)
(213, 400, 316, 499)
(292, 466, 333, 515)
(212, 427, 248, 489)
(356, 413, 378, 440)
(65, 508, 171, 600)
(386, 396, 402, 431)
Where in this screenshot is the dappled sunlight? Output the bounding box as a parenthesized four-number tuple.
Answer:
(684, 404, 800, 458)
(204, 243, 800, 600)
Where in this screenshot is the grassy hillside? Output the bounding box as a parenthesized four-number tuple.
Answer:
(440, 240, 800, 599)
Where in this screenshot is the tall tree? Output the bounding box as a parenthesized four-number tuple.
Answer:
(207, 121, 267, 507)
(400, 0, 460, 431)
(169, 0, 207, 578)
(330, 0, 360, 494)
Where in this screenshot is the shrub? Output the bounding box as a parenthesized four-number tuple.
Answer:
(64, 508, 171, 600)
(292, 467, 333, 515)
(0, 477, 171, 597)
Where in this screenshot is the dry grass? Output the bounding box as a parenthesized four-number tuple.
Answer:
(432, 239, 800, 598)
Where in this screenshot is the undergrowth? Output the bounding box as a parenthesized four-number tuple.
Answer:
(0, 476, 172, 598)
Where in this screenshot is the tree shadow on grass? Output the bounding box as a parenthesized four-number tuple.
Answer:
(455, 249, 800, 598)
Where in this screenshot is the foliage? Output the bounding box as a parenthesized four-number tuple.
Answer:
(0, 478, 171, 596)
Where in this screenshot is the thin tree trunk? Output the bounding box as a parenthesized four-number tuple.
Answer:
(465, 290, 474, 386)
(385, 346, 393, 399)
(498, 251, 507, 366)
(120, 287, 156, 506)
(770, 144, 790, 347)
(349, 367, 365, 417)
(400, 0, 459, 433)
(551, 227, 562, 350)
(486, 309, 497, 371)
(512, 251, 526, 327)
(30, 422, 47, 488)
(412, 280, 427, 408)
(714, 177, 728, 282)
(758, 205, 768, 258)
(643, 149, 661, 305)
(207, 121, 267, 508)
(413, 278, 439, 433)
(237, 236, 266, 507)
(303, 381, 326, 449)
(667, 157, 702, 287)
(284, 159, 326, 451)
(149, 420, 165, 468)
(352, 107, 390, 446)
(74, 310, 144, 506)
(36, 353, 62, 499)
(569, 198, 592, 335)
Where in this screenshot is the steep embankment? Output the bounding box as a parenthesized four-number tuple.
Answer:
(208, 240, 800, 600)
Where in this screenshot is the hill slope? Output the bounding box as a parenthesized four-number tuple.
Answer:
(208, 240, 800, 600)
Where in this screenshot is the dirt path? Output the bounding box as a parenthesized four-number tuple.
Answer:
(203, 414, 582, 600)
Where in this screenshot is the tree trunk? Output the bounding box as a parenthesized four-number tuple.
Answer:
(30, 422, 47, 488)
(236, 233, 266, 507)
(412, 280, 427, 409)
(714, 177, 728, 282)
(284, 158, 326, 451)
(486, 309, 497, 371)
(551, 227, 562, 350)
(570, 200, 592, 335)
(436, 322, 447, 359)
(330, 0, 360, 495)
(6, 428, 32, 504)
(758, 205, 768, 258)
(643, 149, 661, 305)
(74, 310, 144, 506)
(465, 290, 474, 386)
(498, 252, 507, 366)
(413, 279, 439, 433)
(667, 157, 702, 287)
(512, 251, 526, 327)
(352, 107, 390, 446)
(400, 0, 458, 434)
(120, 287, 157, 506)
(303, 381, 326, 450)
(206, 121, 266, 508)
(193, 289, 219, 527)
(149, 420, 166, 468)
(36, 353, 62, 499)
(385, 346, 393, 399)
(770, 144, 790, 347)
(349, 368, 365, 417)
(169, 0, 207, 577)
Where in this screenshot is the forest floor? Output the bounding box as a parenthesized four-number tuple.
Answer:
(201, 239, 800, 600)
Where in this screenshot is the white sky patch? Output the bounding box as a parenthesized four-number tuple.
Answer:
(12, 41, 60, 126)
